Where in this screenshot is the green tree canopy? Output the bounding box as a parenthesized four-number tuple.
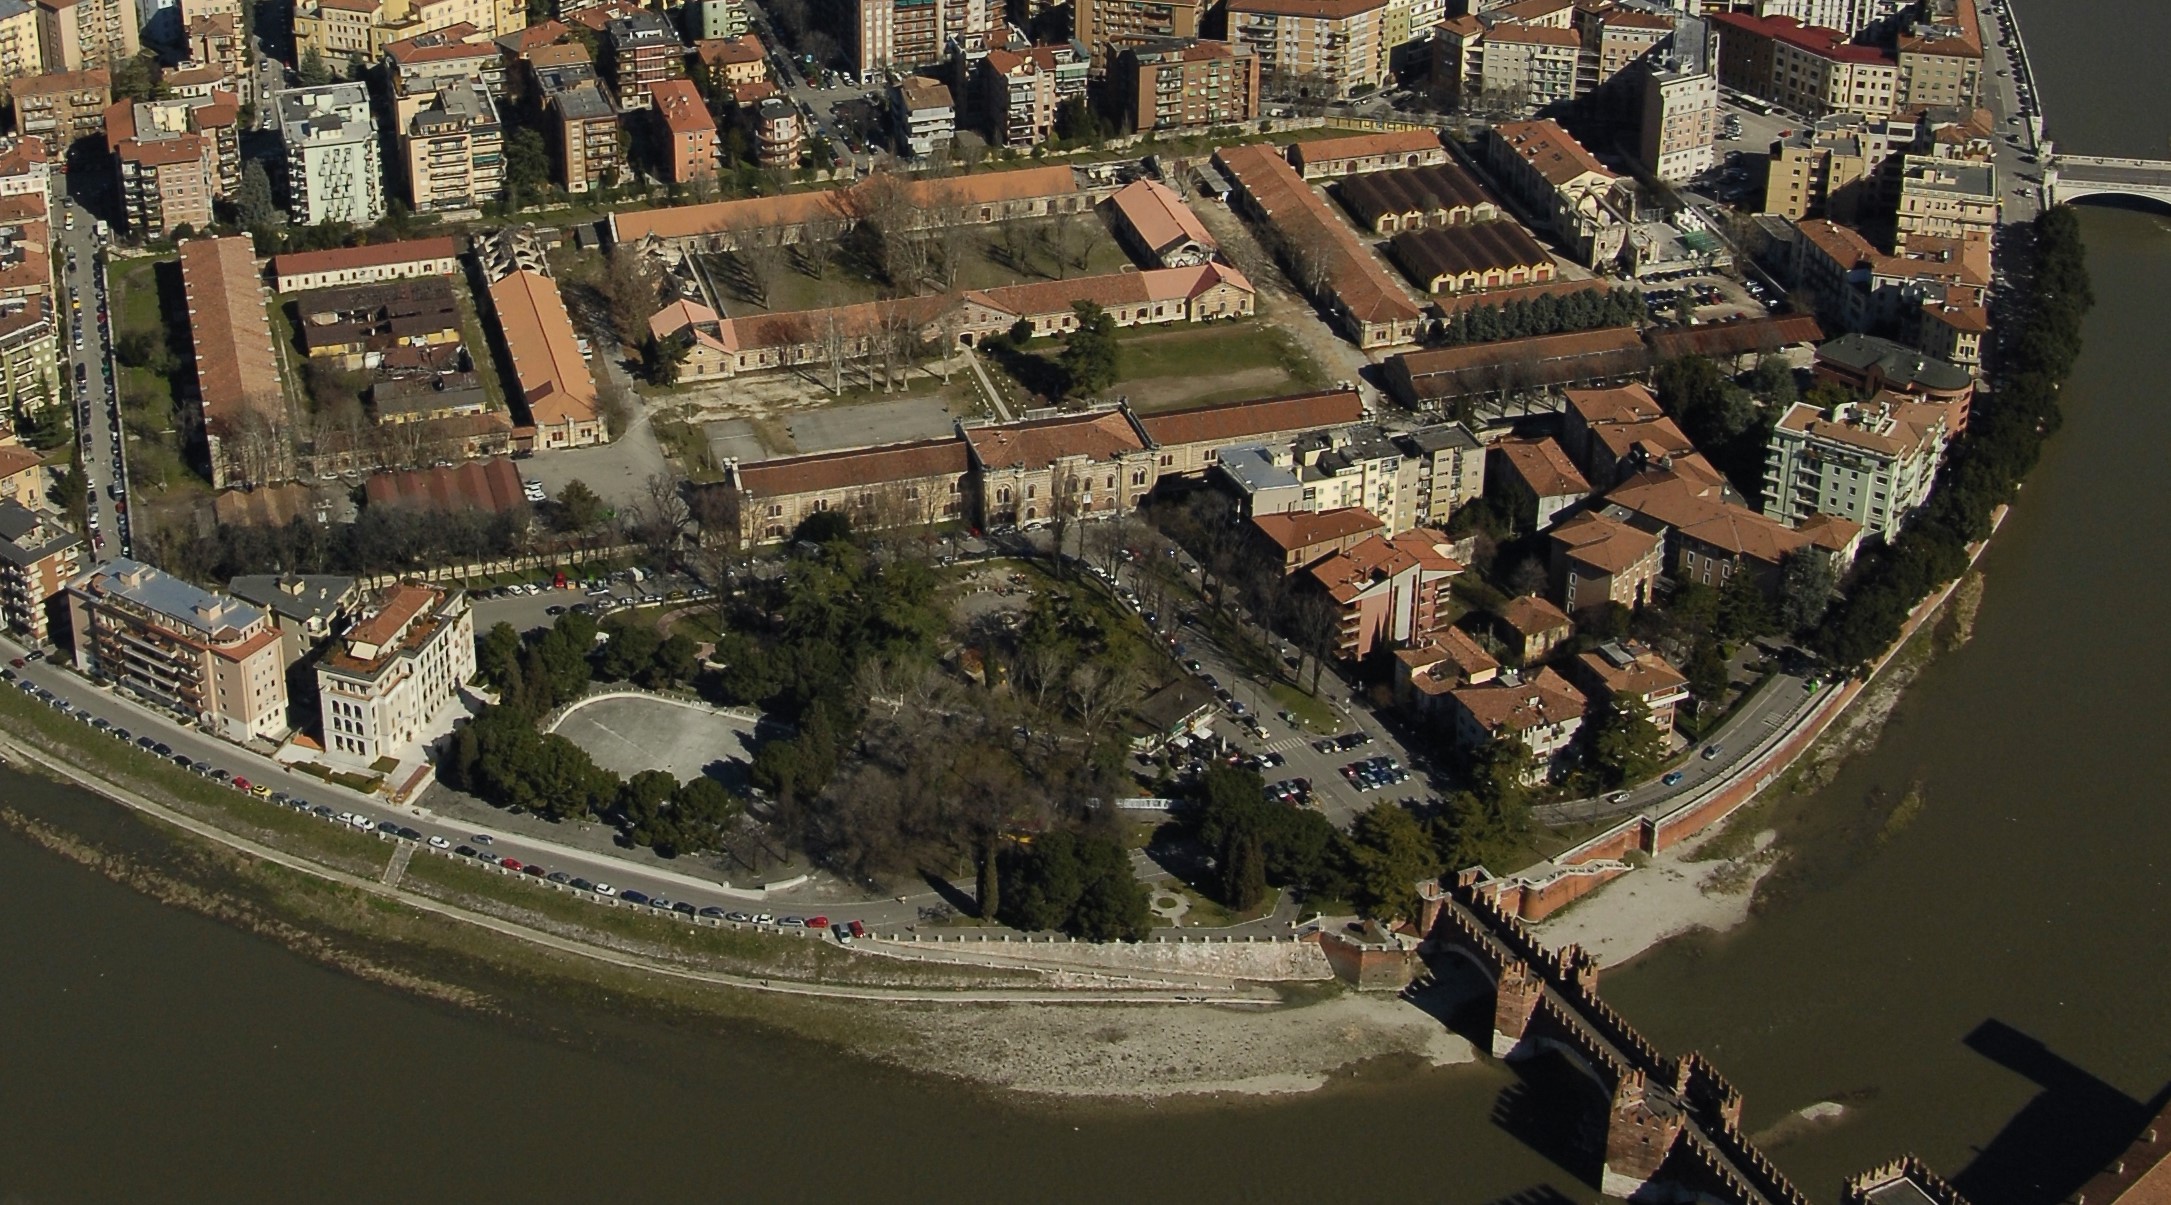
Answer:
(1058, 301, 1119, 399)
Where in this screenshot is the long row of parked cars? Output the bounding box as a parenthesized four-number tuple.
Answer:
(7, 667, 870, 943)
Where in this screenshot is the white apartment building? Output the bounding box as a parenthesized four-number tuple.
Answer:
(315, 582, 475, 771)
(1764, 394, 1952, 542)
(276, 82, 384, 225)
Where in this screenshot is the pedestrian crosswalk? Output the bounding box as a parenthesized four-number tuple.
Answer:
(1258, 736, 1307, 754)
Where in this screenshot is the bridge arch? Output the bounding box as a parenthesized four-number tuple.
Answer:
(2052, 185, 2171, 212)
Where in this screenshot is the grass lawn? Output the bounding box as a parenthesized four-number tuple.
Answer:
(1114, 323, 1329, 411)
(1267, 682, 1339, 732)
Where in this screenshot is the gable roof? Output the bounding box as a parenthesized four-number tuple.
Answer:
(1496, 437, 1590, 500)
(964, 411, 1144, 471)
(732, 437, 970, 498)
(1549, 509, 1662, 574)
(1136, 388, 1364, 450)
(1108, 178, 1215, 256)
(1251, 505, 1385, 554)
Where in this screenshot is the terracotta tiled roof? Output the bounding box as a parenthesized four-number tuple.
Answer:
(1307, 528, 1462, 603)
(270, 236, 458, 284)
(1250, 505, 1384, 553)
(1450, 665, 1586, 735)
(1493, 119, 1615, 187)
(734, 437, 970, 498)
(1213, 144, 1422, 327)
(488, 269, 596, 430)
(346, 583, 437, 650)
(963, 263, 1250, 321)
(1137, 388, 1364, 450)
(1496, 437, 1589, 500)
(1549, 509, 1661, 574)
(1576, 644, 1687, 701)
(965, 411, 1144, 471)
(179, 235, 281, 437)
(0, 443, 42, 481)
(1498, 593, 1571, 637)
(1645, 314, 1825, 361)
(1565, 382, 1659, 428)
(652, 79, 715, 134)
(1108, 178, 1214, 257)
(1291, 129, 1443, 167)
(363, 457, 527, 514)
(1711, 11, 1896, 65)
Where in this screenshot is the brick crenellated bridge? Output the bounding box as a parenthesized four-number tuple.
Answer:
(1417, 872, 1810, 1202)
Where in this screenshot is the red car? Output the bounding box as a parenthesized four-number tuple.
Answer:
(847, 920, 866, 938)
(231, 776, 251, 792)
(522, 863, 546, 877)
(807, 916, 830, 929)
(499, 858, 524, 872)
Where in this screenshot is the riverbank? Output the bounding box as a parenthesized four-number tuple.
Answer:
(0, 697, 1484, 1103)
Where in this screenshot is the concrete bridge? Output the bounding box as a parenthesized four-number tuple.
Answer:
(2045, 153, 2171, 208)
(1417, 873, 1810, 1202)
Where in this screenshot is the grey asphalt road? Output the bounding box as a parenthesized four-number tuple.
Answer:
(57, 197, 125, 570)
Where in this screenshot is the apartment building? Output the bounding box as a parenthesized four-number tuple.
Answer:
(1547, 508, 1662, 613)
(297, 0, 524, 66)
(1569, 640, 1688, 731)
(603, 9, 682, 109)
(11, 67, 107, 148)
(1764, 392, 1954, 541)
(277, 82, 385, 225)
(0, 300, 58, 426)
(850, 0, 1002, 76)
(1226, 0, 1388, 99)
(114, 126, 214, 236)
(1107, 37, 1258, 135)
(1636, 57, 1717, 183)
(1445, 665, 1587, 781)
(1071, 0, 1204, 70)
(1712, 11, 1898, 119)
(0, 499, 79, 643)
(1790, 216, 1989, 342)
(1759, 112, 1916, 221)
(647, 78, 713, 183)
(182, 13, 248, 102)
(750, 95, 799, 168)
(66, 558, 289, 744)
(315, 582, 475, 770)
(385, 25, 506, 111)
(529, 52, 619, 192)
(681, 0, 747, 39)
(974, 43, 1086, 148)
(0, 1, 38, 86)
(1305, 527, 1463, 660)
(35, 0, 138, 72)
(692, 33, 765, 91)
(888, 74, 953, 156)
(402, 80, 504, 211)
(1397, 422, 1483, 528)
(1894, 1, 1980, 109)
(1893, 153, 1996, 240)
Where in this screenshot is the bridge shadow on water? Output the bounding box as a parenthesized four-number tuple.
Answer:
(1948, 1018, 2171, 1205)
(1419, 954, 1610, 1190)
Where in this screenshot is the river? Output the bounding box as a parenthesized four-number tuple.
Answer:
(6, 4, 2167, 1201)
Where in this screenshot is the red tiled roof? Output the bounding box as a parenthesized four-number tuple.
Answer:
(1137, 388, 1364, 450)
(270, 237, 459, 284)
(1250, 506, 1384, 554)
(1290, 128, 1443, 167)
(364, 457, 527, 514)
(733, 437, 970, 498)
(179, 235, 281, 437)
(965, 411, 1144, 471)
(1549, 509, 1661, 574)
(1497, 437, 1590, 500)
